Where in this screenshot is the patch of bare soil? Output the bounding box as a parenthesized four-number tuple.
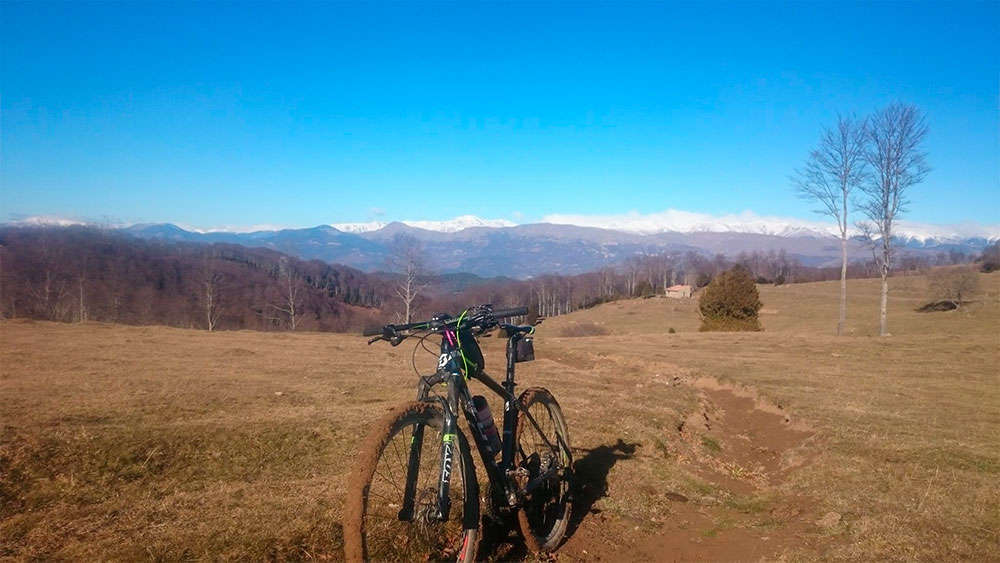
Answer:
(557, 371, 819, 561)
(634, 501, 815, 563)
(679, 378, 815, 490)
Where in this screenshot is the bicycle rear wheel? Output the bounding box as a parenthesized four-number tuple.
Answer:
(344, 401, 480, 562)
(513, 387, 573, 553)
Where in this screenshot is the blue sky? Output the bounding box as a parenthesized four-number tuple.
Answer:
(2, 1, 997, 230)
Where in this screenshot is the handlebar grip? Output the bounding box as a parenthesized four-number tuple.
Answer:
(492, 306, 529, 319)
(362, 326, 383, 337)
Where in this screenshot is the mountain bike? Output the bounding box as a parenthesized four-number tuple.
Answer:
(343, 305, 573, 562)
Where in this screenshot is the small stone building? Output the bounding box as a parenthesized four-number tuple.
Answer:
(665, 284, 693, 299)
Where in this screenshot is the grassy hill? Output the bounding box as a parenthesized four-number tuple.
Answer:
(2, 272, 998, 560)
(543, 271, 999, 337)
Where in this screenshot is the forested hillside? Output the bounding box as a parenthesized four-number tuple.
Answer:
(3, 226, 986, 333)
(0, 227, 386, 332)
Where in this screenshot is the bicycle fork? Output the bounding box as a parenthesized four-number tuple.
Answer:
(397, 422, 424, 521)
(399, 385, 457, 523)
(397, 420, 454, 522)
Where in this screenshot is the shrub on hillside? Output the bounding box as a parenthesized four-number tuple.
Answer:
(698, 266, 762, 332)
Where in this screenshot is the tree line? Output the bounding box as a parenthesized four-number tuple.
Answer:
(382, 234, 977, 327)
(0, 226, 387, 332)
(0, 225, 985, 332)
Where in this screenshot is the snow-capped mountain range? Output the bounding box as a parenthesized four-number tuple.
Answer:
(5, 211, 996, 278)
(331, 215, 517, 234)
(540, 210, 1000, 243)
(326, 211, 1000, 243)
(328, 211, 997, 244)
(12, 210, 998, 243)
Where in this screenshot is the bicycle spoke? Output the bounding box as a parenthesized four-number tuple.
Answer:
(356, 411, 471, 562)
(514, 390, 571, 552)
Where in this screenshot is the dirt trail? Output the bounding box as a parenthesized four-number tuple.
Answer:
(544, 350, 820, 561)
(676, 378, 815, 494)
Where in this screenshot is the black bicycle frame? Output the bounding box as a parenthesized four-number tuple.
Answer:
(400, 327, 542, 522)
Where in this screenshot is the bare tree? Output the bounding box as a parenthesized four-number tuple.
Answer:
(266, 256, 303, 330)
(0, 244, 7, 320)
(28, 269, 71, 321)
(389, 235, 428, 324)
(76, 270, 88, 322)
(200, 259, 224, 331)
(793, 114, 867, 335)
(927, 267, 980, 310)
(624, 256, 641, 296)
(26, 235, 72, 321)
(599, 266, 617, 298)
(75, 249, 90, 323)
(0, 244, 7, 321)
(858, 102, 930, 336)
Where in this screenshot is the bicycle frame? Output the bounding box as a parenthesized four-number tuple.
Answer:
(400, 326, 555, 523)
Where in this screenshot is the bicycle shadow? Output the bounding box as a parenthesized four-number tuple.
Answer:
(566, 439, 639, 539)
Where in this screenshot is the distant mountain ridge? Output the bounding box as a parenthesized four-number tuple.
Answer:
(327, 213, 1000, 244)
(331, 215, 517, 234)
(8, 214, 994, 278)
(116, 221, 991, 279)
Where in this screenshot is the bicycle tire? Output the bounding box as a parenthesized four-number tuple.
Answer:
(343, 401, 480, 562)
(513, 387, 573, 553)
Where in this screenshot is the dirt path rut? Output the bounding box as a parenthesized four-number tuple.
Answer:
(536, 349, 823, 561)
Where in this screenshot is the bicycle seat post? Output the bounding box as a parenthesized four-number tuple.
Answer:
(503, 332, 520, 393)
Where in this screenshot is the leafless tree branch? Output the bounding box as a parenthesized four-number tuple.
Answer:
(792, 114, 867, 335)
(388, 235, 429, 324)
(859, 102, 930, 336)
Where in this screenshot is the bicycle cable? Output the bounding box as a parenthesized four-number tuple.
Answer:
(410, 330, 439, 378)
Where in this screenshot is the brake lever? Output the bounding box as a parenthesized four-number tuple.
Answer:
(367, 334, 405, 346)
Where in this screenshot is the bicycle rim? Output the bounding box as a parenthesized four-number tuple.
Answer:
(514, 388, 572, 552)
(345, 402, 479, 562)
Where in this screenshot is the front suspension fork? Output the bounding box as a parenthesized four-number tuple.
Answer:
(397, 412, 454, 522)
(398, 422, 425, 521)
(434, 380, 461, 520)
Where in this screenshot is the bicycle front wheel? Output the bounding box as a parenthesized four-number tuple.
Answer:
(514, 387, 573, 553)
(343, 401, 480, 562)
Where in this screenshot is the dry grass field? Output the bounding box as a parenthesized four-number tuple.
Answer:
(2, 272, 998, 561)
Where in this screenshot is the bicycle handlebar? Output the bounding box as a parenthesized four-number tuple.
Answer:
(361, 304, 530, 339)
(492, 306, 529, 319)
(361, 318, 438, 337)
